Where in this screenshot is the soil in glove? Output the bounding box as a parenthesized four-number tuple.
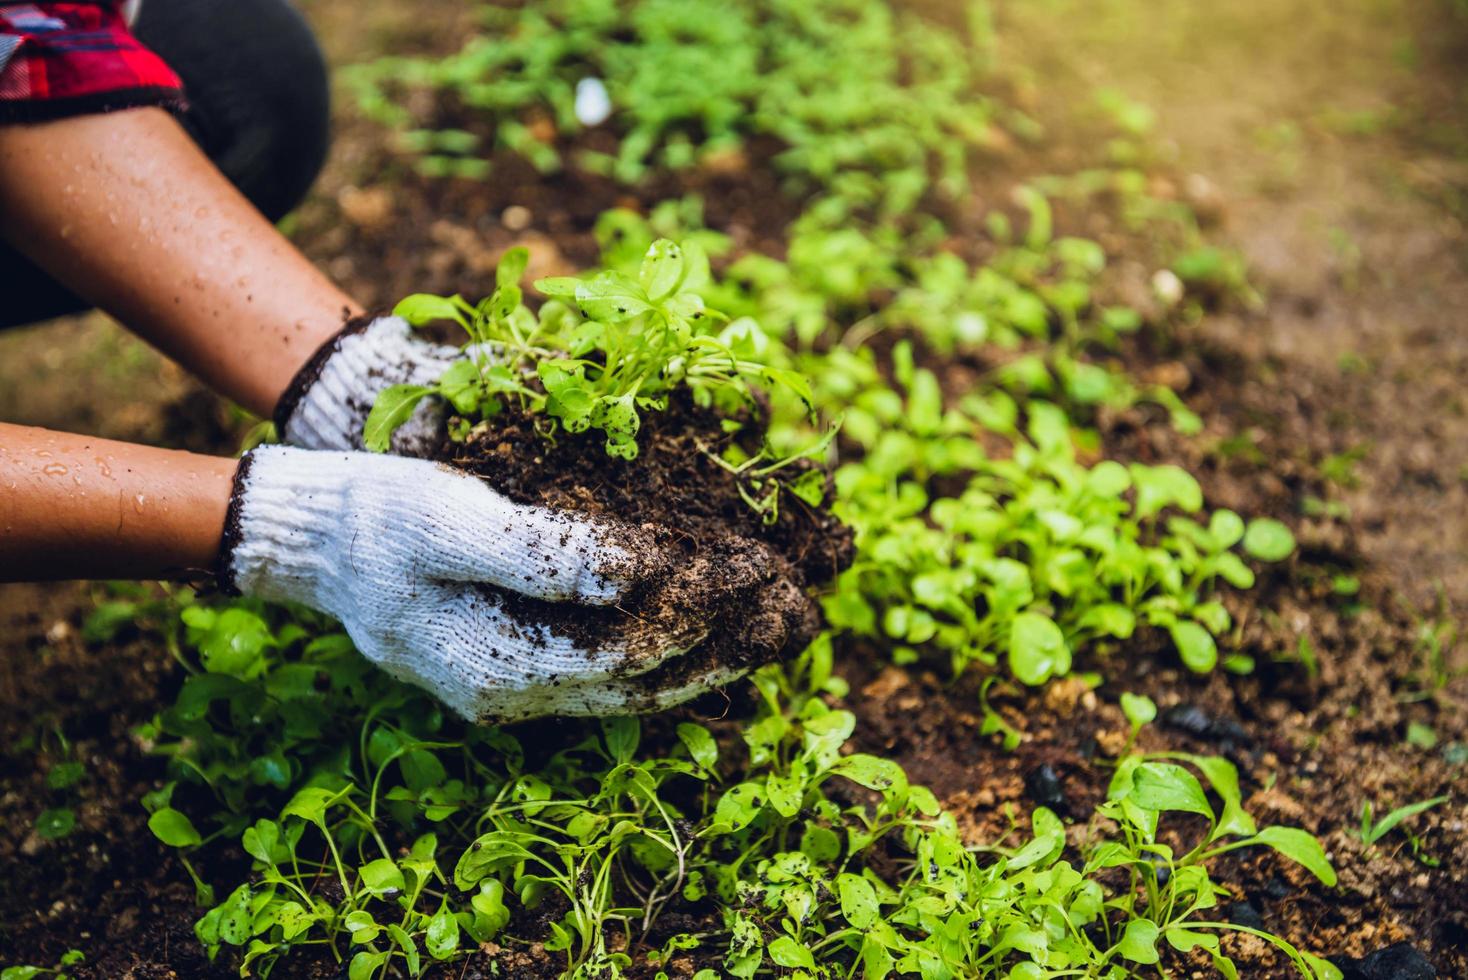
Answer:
(443, 391, 853, 707)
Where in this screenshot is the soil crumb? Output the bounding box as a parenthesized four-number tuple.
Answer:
(448, 390, 853, 698)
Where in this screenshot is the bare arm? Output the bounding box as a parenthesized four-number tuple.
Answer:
(0, 107, 361, 418)
(0, 422, 235, 581)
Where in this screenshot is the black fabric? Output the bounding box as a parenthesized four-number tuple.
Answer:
(0, 0, 330, 328)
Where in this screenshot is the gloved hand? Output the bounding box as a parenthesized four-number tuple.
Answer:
(274, 315, 457, 456)
(218, 445, 744, 723)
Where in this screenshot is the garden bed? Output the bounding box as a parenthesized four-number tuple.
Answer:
(2, 1, 1466, 978)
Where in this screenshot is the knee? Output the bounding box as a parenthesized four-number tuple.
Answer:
(135, 0, 332, 222)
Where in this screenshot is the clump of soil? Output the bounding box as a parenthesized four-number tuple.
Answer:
(445, 390, 854, 703)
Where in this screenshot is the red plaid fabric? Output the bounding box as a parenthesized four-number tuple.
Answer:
(0, 2, 183, 122)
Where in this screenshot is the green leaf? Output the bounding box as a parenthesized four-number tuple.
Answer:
(1216, 552, 1257, 589)
(601, 716, 640, 763)
(393, 293, 463, 326)
(1302, 952, 1345, 980)
(344, 910, 380, 945)
(712, 782, 764, 833)
(216, 883, 252, 946)
(363, 384, 431, 453)
(388, 923, 420, 974)
(35, 807, 75, 840)
(148, 808, 202, 848)
(469, 881, 510, 939)
(426, 903, 461, 960)
(1131, 762, 1214, 819)
(800, 824, 841, 862)
(836, 873, 879, 929)
(533, 276, 582, 298)
(767, 936, 817, 971)
(765, 771, 803, 817)
(1191, 755, 1257, 838)
(348, 950, 389, 980)
(676, 723, 718, 771)
(1361, 795, 1449, 846)
(1165, 925, 1220, 954)
(1131, 464, 1203, 519)
(1243, 518, 1296, 561)
(1118, 918, 1160, 964)
(1208, 510, 1246, 548)
(828, 754, 907, 793)
(281, 786, 342, 828)
(576, 273, 653, 321)
(1170, 620, 1218, 673)
(1250, 826, 1337, 886)
(496, 246, 529, 288)
(639, 239, 688, 300)
(1008, 806, 1065, 869)
(436, 359, 482, 414)
(359, 857, 405, 896)
(1120, 692, 1157, 730)
(1077, 603, 1136, 639)
(191, 607, 273, 678)
(1008, 612, 1070, 685)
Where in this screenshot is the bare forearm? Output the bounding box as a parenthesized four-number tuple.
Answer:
(0, 108, 361, 417)
(0, 423, 236, 581)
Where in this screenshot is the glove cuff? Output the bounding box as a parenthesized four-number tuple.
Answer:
(274, 314, 459, 454)
(217, 445, 356, 605)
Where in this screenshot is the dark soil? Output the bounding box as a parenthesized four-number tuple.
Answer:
(448, 393, 852, 711)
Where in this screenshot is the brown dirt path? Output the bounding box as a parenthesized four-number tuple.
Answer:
(1003, 0, 1468, 620)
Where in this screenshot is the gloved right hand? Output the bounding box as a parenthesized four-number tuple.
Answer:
(218, 445, 748, 723)
(273, 314, 459, 456)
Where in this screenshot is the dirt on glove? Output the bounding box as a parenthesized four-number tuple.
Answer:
(443, 390, 854, 703)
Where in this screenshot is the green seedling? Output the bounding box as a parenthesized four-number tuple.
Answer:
(1, 950, 85, 980)
(1358, 795, 1449, 851)
(141, 597, 1341, 979)
(368, 242, 816, 469)
(825, 360, 1295, 685)
(347, 0, 1000, 218)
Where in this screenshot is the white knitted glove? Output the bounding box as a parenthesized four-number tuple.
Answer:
(275, 315, 459, 456)
(219, 445, 735, 723)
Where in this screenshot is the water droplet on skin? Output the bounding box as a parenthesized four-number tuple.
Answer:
(96, 458, 113, 478)
(42, 463, 68, 477)
(133, 494, 147, 513)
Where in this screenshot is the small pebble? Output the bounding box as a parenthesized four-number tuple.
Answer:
(1152, 268, 1184, 306)
(502, 205, 532, 231)
(575, 77, 612, 126)
(1023, 763, 1067, 813)
(1228, 899, 1265, 931)
(1330, 942, 1437, 980)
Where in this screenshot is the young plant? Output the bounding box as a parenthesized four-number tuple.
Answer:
(824, 347, 1295, 686)
(1357, 795, 1449, 856)
(1, 951, 85, 980)
(366, 241, 814, 464)
(138, 591, 1343, 980)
